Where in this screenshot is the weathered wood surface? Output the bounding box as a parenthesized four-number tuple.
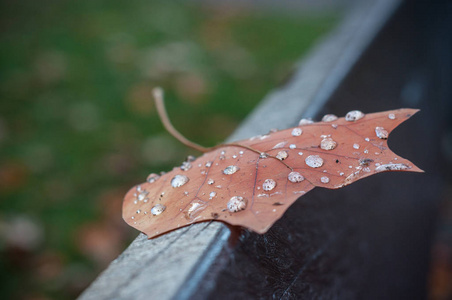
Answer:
(79, 0, 451, 298)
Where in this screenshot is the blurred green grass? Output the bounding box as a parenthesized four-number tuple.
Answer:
(0, 0, 337, 298)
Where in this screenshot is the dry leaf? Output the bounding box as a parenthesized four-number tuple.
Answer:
(123, 109, 422, 239)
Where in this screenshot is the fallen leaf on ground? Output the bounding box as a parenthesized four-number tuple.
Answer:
(123, 109, 422, 239)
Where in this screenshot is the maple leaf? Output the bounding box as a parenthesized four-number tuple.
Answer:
(123, 90, 422, 239)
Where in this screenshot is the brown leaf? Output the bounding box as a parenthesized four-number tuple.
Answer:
(123, 109, 423, 239)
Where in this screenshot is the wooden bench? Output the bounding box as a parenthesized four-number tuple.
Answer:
(80, 0, 450, 298)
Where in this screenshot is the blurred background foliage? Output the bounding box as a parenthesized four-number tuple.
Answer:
(0, 0, 338, 298)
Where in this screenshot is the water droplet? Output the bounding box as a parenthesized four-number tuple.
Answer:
(136, 209, 141, 214)
(209, 191, 217, 200)
(298, 152, 303, 156)
(339, 172, 344, 176)
(227, 196, 247, 212)
(365, 137, 370, 142)
(185, 200, 206, 219)
(147, 173, 160, 183)
(184, 191, 189, 196)
(320, 137, 337, 150)
(171, 175, 189, 188)
(223, 165, 240, 175)
(322, 114, 338, 122)
(331, 124, 338, 129)
(180, 161, 192, 171)
(359, 158, 374, 166)
(137, 189, 149, 201)
(131, 216, 135, 220)
(207, 178, 214, 185)
(291, 128, 303, 136)
(144, 211, 148, 215)
(186, 155, 196, 162)
(289, 144, 296, 149)
(134, 200, 138, 204)
(263, 179, 277, 191)
(375, 163, 410, 172)
(239, 151, 244, 155)
(388, 113, 396, 120)
(320, 176, 330, 183)
(288, 171, 304, 183)
(260, 152, 268, 159)
(151, 204, 166, 216)
(273, 141, 287, 149)
(221, 150, 226, 155)
(232, 155, 237, 159)
(276, 151, 288, 160)
(305, 155, 324, 168)
(364, 149, 369, 154)
(299, 118, 314, 126)
(345, 110, 365, 121)
(375, 126, 389, 139)
(205, 161, 212, 168)
(353, 143, 360, 149)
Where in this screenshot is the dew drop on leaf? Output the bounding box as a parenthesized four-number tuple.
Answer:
(288, 171, 304, 183)
(299, 118, 314, 125)
(305, 155, 324, 168)
(291, 128, 302, 136)
(375, 163, 410, 172)
(223, 165, 240, 175)
(147, 173, 160, 183)
(263, 179, 277, 191)
(276, 150, 288, 160)
(273, 141, 287, 149)
(151, 204, 166, 216)
(322, 114, 338, 122)
(320, 176, 330, 183)
(345, 110, 365, 121)
(185, 200, 206, 219)
(180, 161, 192, 171)
(388, 113, 396, 120)
(320, 137, 337, 150)
(171, 175, 189, 188)
(227, 196, 247, 212)
(375, 126, 389, 139)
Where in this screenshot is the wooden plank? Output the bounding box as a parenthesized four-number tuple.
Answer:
(79, 1, 403, 299)
(204, 0, 450, 298)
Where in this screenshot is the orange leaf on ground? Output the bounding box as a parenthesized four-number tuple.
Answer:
(123, 109, 422, 239)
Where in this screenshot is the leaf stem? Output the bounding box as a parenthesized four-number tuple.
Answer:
(152, 87, 293, 171)
(153, 87, 209, 153)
